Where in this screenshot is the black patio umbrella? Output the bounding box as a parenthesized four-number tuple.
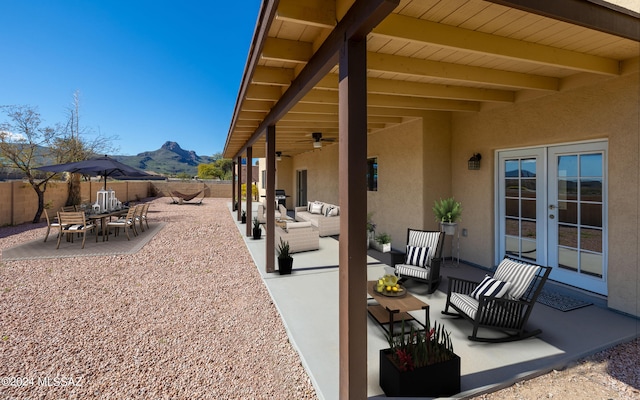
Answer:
(38, 155, 150, 189)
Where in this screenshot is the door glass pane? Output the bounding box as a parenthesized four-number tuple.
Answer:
(521, 159, 536, 177)
(559, 248, 578, 271)
(580, 154, 602, 177)
(521, 179, 536, 198)
(558, 179, 578, 200)
(581, 203, 602, 228)
(558, 155, 577, 177)
(521, 220, 536, 239)
(505, 199, 519, 217)
(521, 239, 537, 261)
(505, 236, 519, 256)
(558, 224, 577, 248)
(580, 252, 603, 277)
(581, 228, 602, 252)
(505, 160, 519, 177)
(505, 218, 519, 236)
(505, 179, 519, 197)
(581, 178, 602, 201)
(521, 199, 536, 219)
(558, 201, 577, 224)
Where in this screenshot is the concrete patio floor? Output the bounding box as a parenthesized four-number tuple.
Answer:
(232, 203, 639, 399)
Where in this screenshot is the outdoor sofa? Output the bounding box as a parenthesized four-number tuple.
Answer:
(294, 201, 340, 237)
(274, 221, 320, 253)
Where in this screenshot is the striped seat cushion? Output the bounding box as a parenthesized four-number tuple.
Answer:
(449, 293, 479, 319)
(493, 258, 540, 300)
(471, 275, 511, 300)
(395, 264, 432, 281)
(407, 230, 441, 267)
(65, 224, 93, 231)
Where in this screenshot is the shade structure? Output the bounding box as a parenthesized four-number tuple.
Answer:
(37, 155, 151, 189)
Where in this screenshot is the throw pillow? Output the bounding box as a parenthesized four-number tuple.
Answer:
(310, 202, 323, 214)
(329, 206, 339, 216)
(405, 245, 429, 268)
(471, 275, 511, 300)
(324, 205, 335, 217)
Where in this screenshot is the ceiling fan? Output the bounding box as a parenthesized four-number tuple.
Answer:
(311, 132, 337, 148)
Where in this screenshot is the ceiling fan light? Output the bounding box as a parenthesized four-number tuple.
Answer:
(313, 141, 322, 149)
(275, 151, 282, 161)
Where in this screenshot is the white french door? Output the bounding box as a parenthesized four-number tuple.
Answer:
(497, 141, 608, 295)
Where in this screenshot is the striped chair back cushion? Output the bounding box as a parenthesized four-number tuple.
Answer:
(407, 230, 441, 267)
(493, 258, 540, 300)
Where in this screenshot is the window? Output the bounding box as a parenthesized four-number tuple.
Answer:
(367, 157, 378, 191)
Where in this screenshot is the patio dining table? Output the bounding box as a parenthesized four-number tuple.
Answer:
(86, 208, 130, 241)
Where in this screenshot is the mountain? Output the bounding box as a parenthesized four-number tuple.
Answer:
(113, 141, 216, 176)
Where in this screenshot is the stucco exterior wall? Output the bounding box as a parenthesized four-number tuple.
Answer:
(452, 72, 639, 316)
(291, 144, 340, 207)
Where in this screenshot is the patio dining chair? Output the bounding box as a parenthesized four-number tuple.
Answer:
(43, 208, 65, 242)
(107, 206, 138, 240)
(138, 203, 150, 231)
(442, 256, 552, 342)
(56, 211, 97, 249)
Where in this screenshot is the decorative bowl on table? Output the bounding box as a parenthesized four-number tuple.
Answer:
(374, 274, 406, 297)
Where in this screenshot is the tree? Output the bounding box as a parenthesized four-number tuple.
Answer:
(51, 91, 117, 206)
(0, 96, 118, 224)
(0, 105, 58, 223)
(197, 158, 233, 180)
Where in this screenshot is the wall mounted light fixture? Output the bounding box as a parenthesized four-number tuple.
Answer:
(468, 153, 482, 170)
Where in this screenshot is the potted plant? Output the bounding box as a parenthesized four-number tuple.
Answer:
(252, 217, 262, 240)
(241, 210, 246, 224)
(372, 232, 392, 253)
(367, 212, 376, 249)
(233, 201, 238, 211)
(380, 318, 460, 397)
(433, 197, 462, 235)
(277, 238, 293, 275)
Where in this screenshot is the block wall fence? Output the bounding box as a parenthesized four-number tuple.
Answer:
(0, 180, 232, 226)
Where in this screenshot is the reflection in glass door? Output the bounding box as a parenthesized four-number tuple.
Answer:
(498, 148, 545, 265)
(498, 142, 607, 295)
(549, 143, 607, 294)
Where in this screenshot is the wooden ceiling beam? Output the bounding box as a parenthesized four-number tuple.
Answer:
(276, 0, 336, 28)
(486, 0, 640, 42)
(252, 66, 294, 86)
(373, 14, 620, 75)
(368, 52, 560, 91)
(262, 37, 313, 63)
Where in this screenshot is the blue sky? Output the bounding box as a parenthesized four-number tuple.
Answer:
(1, 0, 261, 156)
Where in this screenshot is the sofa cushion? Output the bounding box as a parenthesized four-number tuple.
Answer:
(471, 275, 511, 300)
(323, 205, 339, 217)
(286, 221, 312, 230)
(405, 245, 429, 267)
(310, 201, 324, 214)
(493, 258, 540, 300)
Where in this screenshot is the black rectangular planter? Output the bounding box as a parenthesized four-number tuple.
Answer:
(379, 349, 461, 398)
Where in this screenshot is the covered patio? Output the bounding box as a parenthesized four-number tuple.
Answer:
(223, 0, 640, 398)
(232, 203, 639, 398)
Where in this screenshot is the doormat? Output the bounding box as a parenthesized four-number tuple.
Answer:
(537, 288, 593, 312)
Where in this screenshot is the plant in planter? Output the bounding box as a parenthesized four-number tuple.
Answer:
(433, 197, 462, 235)
(373, 232, 392, 253)
(276, 238, 293, 275)
(366, 212, 376, 249)
(252, 217, 262, 239)
(241, 210, 246, 224)
(380, 318, 460, 397)
(233, 201, 238, 211)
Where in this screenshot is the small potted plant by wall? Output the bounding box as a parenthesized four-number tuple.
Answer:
(433, 197, 462, 235)
(380, 318, 460, 397)
(277, 238, 293, 275)
(252, 217, 262, 240)
(241, 210, 246, 224)
(233, 201, 238, 211)
(372, 232, 392, 253)
(366, 212, 376, 249)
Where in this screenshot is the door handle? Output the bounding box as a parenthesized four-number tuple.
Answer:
(549, 204, 556, 210)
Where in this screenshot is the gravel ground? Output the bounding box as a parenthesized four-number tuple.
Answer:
(0, 198, 317, 399)
(1, 197, 638, 399)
